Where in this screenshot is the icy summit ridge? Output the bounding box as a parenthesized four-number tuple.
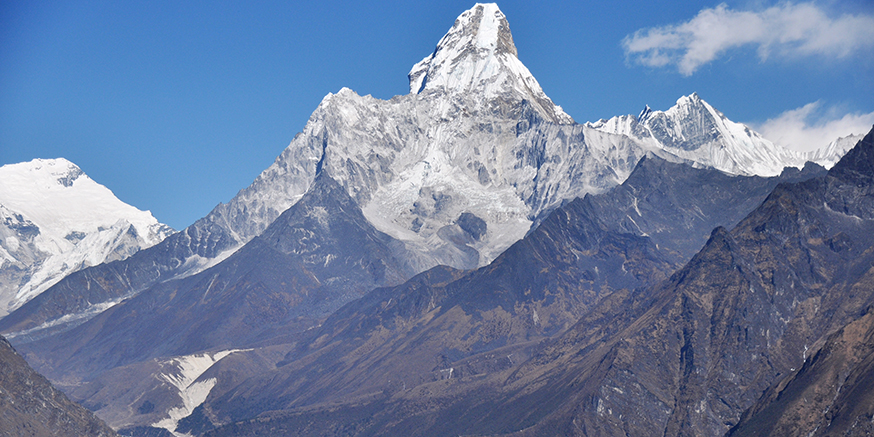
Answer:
(802, 132, 865, 168)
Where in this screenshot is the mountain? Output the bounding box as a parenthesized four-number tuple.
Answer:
(458, 125, 874, 436)
(15, 173, 416, 434)
(2, 3, 850, 435)
(189, 128, 869, 436)
(0, 334, 117, 437)
(10, 152, 821, 435)
(0, 3, 813, 345)
(802, 132, 866, 169)
(588, 93, 808, 177)
(408, 3, 573, 124)
(165, 154, 822, 436)
(0, 158, 173, 318)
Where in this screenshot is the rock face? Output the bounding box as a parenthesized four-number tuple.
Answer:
(0, 3, 816, 344)
(0, 335, 117, 437)
(484, 126, 874, 436)
(0, 158, 173, 317)
(175, 153, 821, 436)
(728, 307, 874, 437)
(188, 128, 872, 437)
(16, 173, 416, 431)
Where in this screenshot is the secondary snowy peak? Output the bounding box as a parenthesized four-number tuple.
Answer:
(803, 132, 865, 169)
(409, 3, 573, 124)
(589, 93, 807, 176)
(0, 158, 173, 315)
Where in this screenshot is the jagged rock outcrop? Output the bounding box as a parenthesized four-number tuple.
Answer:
(729, 307, 874, 437)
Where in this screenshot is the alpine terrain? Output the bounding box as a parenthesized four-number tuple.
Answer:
(0, 3, 869, 437)
(0, 158, 173, 318)
(0, 3, 827, 343)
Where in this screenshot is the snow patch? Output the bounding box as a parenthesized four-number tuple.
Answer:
(5, 298, 124, 342)
(151, 350, 245, 437)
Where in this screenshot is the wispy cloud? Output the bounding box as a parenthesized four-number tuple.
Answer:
(752, 102, 874, 152)
(623, 2, 874, 75)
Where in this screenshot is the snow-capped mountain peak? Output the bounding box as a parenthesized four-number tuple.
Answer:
(803, 132, 866, 169)
(0, 158, 173, 315)
(409, 3, 572, 124)
(589, 93, 808, 176)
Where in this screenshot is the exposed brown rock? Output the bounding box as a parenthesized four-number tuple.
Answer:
(0, 335, 117, 437)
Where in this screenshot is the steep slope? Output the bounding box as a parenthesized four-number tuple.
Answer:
(0, 335, 117, 437)
(472, 126, 874, 436)
(194, 127, 872, 437)
(408, 2, 572, 124)
(802, 133, 865, 169)
(187, 154, 823, 436)
(0, 158, 173, 318)
(728, 307, 874, 437)
(589, 94, 807, 176)
(16, 173, 415, 431)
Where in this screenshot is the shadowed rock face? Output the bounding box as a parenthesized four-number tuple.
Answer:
(11, 173, 417, 431)
(34, 172, 413, 372)
(728, 307, 874, 437)
(187, 129, 871, 437)
(176, 151, 825, 436)
(476, 126, 874, 437)
(0, 335, 117, 437)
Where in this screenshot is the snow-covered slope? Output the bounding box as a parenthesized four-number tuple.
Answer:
(153, 3, 643, 275)
(409, 3, 573, 124)
(802, 133, 865, 169)
(588, 93, 808, 176)
(0, 158, 173, 316)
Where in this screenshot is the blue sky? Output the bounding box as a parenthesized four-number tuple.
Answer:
(2, 0, 873, 230)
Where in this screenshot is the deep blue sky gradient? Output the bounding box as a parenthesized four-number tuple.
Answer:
(2, 0, 872, 229)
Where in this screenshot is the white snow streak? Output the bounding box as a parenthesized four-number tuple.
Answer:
(151, 350, 244, 437)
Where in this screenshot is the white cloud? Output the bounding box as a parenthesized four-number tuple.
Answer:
(623, 2, 874, 75)
(752, 102, 874, 153)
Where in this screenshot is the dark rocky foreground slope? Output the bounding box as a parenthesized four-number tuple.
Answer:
(0, 335, 117, 437)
